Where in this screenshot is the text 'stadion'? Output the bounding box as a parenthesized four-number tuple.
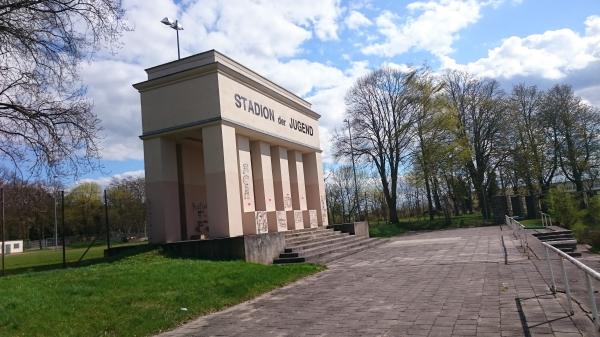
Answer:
(234, 93, 314, 136)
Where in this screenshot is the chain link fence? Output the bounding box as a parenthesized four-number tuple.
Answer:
(0, 181, 147, 276)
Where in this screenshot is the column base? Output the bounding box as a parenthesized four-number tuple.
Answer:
(268, 211, 288, 232)
(242, 211, 269, 234)
(303, 210, 318, 228)
(286, 210, 304, 230)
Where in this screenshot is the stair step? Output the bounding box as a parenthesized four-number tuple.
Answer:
(533, 231, 572, 238)
(292, 235, 364, 256)
(546, 239, 577, 247)
(539, 235, 575, 242)
(284, 228, 332, 239)
(302, 238, 382, 262)
(285, 231, 342, 245)
(273, 256, 306, 264)
(314, 239, 388, 264)
(286, 233, 353, 251)
(558, 247, 576, 253)
(568, 252, 582, 258)
(278, 252, 299, 258)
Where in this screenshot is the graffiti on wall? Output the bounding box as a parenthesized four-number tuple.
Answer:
(284, 193, 292, 209)
(276, 211, 288, 231)
(256, 211, 268, 234)
(241, 163, 252, 207)
(193, 201, 210, 238)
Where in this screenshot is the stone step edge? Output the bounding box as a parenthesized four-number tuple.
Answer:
(284, 228, 333, 238)
(312, 239, 388, 264)
(285, 231, 344, 245)
(300, 238, 382, 261)
(285, 233, 353, 250)
(285, 235, 363, 253)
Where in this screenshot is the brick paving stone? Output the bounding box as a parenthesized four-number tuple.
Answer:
(155, 227, 596, 337)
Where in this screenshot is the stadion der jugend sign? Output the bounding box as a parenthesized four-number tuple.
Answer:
(234, 93, 314, 136)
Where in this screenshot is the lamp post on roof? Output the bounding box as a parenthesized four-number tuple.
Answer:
(161, 17, 183, 60)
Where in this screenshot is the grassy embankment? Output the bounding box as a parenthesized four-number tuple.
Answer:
(0, 249, 322, 337)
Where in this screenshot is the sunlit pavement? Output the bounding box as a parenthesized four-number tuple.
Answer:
(156, 226, 597, 337)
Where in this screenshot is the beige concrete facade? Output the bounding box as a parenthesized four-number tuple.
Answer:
(134, 50, 329, 244)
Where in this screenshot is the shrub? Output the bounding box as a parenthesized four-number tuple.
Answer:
(546, 187, 580, 228)
(583, 195, 600, 228)
(571, 221, 588, 243)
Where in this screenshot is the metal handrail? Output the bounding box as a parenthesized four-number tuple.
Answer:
(543, 242, 600, 281)
(540, 212, 552, 228)
(542, 240, 600, 330)
(505, 215, 529, 258)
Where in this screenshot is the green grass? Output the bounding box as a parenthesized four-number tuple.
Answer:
(369, 213, 488, 237)
(0, 250, 323, 337)
(519, 218, 544, 229)
(369, 222, 408, 237)
(3, 241, 144, 274)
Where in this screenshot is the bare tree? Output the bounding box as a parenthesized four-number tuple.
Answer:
(0, 0, 127, 176)
(444, 71, 508, 219)
(411, 69, 448, 220)
(335, 67, 417, 223)
(544, 85, 600, 203)
(507, 84, 559, 213)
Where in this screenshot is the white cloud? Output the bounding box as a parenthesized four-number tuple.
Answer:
(362, 0, 487, 57)
(179, 0, 342, 59)
(345, 10, 372, 30)
(381, 61, 414, 73)
(445, 15, 600, 79)
(80, 60, 144, 161)
(577, 84, 600, 108)
(82, 0, 348, 165)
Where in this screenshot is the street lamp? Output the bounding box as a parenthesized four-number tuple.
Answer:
(161, 17, 183, 60)
(344, 119, 361, 220)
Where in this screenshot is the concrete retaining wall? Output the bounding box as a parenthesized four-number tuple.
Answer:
(159, 232, 284, 264)
(328, 221, 370, 238)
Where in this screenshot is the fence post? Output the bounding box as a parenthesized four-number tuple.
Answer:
(586, 274, 600, 330)
(61, 190, 66, 268)
(559, 257, 574, 315)
(545, 246, 557, 293)
(1, 188, 4, 277)
(104, 189, 110, 250)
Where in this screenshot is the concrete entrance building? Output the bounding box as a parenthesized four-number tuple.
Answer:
(133, 50, 328, 244)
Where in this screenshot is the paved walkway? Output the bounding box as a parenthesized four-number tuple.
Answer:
(156, 226, 597, 337)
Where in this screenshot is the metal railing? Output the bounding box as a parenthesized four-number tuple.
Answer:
(540, 212, 552, 228)
(505, 215, 529, 258)
(542, 242, 600, 330)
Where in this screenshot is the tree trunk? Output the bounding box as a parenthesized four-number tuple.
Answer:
(424, 174, 434, 220)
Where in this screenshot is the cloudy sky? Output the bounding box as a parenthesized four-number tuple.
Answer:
(78, 0, 600, 186)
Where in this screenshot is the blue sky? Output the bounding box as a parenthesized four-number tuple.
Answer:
(64, 0, 600, 187)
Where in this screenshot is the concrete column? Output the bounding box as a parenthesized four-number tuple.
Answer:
(241, 141, 276, 234)
(303, 152, 328, 227)
(143, 137, 180, 243)
(202, 123, 243, 237)
(288, 150, 307, 229)
(271, 146, 292, 231)
(288, 150, 307, 210)
(236, 135, 255, 212)
(271, 146, 293, 211)
(181, 142, 208, 240)
(251, 141, 276, 211)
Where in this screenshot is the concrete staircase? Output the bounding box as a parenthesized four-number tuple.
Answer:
(532, 228, 581, 257)
(273, 227, 386, 264)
